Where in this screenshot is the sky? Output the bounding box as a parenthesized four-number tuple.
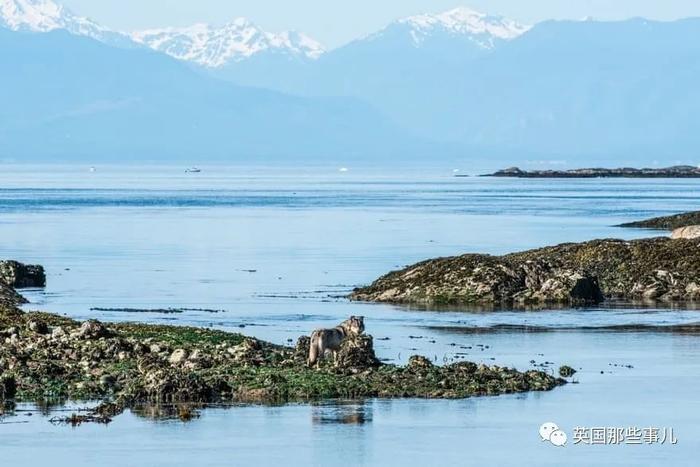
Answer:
(61, 0, 700, 48)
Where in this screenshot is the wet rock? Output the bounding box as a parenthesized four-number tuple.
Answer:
(0, 261, 46, 289)
(99, 374, 117, 389)
(407, 355, 434, 370)
(351, 237, 700, 306)
(621, 211, 700, 230)
(559, 365, 577, 377)
(335, 335, 380, 370)
(294, 335, 310, 360)
(79, 320, 110, 339)
(0, 374, 16, 400)
(671, 225, 700, 240)
(28, 319, 49, 335)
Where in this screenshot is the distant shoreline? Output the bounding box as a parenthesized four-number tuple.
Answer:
(481, 166, 700, 178)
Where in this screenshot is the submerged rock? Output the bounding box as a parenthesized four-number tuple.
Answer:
(0, 261, 46, 288)
(351, 237, 700, 306)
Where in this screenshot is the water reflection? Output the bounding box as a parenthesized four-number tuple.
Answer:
(130, 402, 204, 422)
(312, 400, 372, 425)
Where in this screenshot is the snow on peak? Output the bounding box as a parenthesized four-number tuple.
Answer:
(0, 0, 111, 38)
(397, 6, 530, 47)
(131, 19, 325, 68)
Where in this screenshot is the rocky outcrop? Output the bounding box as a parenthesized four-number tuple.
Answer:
(485, 166, 700, 178)
(0, 303, 564, 420)
(619, 211, 700, 230)
(0, 261, 46, 288)
(351, 237, 700, 306)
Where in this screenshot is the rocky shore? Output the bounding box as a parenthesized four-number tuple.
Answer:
(351, 237, 700, 306)
(0, 263, 564, 423)
(619, 210, 700, 230)
(483, 166, 700, 178)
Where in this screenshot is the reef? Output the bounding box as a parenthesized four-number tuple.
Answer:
(351, 237, 700, 306)
(619, 210, 700, 230)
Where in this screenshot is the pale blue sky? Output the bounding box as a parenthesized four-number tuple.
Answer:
(62, 0, 700, 48)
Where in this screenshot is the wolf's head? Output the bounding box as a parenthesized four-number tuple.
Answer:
(342, 316, 365, 336)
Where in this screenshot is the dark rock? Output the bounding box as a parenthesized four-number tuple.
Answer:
(407, 355, 434, 370)
(335, 335, 380, 370)
(559, 365, 577, 377)
(0, 261, 46, 288)
(620, 211, 700, 230)
(294, 335, 310, 360)
(28, 319, 49, 335)
(0, 374, 17, 400)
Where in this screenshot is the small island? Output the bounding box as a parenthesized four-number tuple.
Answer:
(351, 237, 700, 307)
(482, 166, 700, 178)
(0, 261, 563, 424)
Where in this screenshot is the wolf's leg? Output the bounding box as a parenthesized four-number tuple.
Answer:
(308, 333, 319, 367)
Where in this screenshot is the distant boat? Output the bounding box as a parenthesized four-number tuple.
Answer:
(89, 166, 97, 173)
(339, 167, 349, 173)
(185, 167, 202, 173)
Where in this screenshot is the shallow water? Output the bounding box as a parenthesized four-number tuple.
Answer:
(1, 165, 699, 465)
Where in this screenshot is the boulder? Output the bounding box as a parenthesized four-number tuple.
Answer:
(0, 261, 46, 288)
(335, 335, 380, 370)
(79, 320, 111, 339)
(407, 355, 434, 370)
(671, 225, 700, 240)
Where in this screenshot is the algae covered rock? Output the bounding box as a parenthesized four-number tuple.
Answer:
(620, 211, 700, 230)
(0, 261, 46, 288)
(407, 355, 434, 370)
(335, 335, 380, 370)
(351, 237, 700, 306)
(559, 365, 577, 377)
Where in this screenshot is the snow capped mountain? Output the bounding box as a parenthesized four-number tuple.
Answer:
(131, 19, 325, 68)
(0, 0, 128, 44)
(380, 6, 530, 48)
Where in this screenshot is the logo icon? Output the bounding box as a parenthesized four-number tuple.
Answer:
(540, 422, 567, 447)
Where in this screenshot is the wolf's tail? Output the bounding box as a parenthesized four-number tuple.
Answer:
(308, 331, 320, 366)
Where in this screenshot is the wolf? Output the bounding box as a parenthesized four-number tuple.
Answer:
(308, 316, 365, 366)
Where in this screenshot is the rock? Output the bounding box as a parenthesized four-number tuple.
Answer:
(0, 261, 46, 288)
(407, 355, 434, 370)
(335, 335, 380, 370)
(350, 237, 700, 306)
(488, 166, 700, 179)
(0, 374, 17, 400)
(169, 349, 188, 365)
(294, 335, 310, 361)
(28, 319, 49, 335)
(559, 365, 577, 377)
(620, 211, 700, 230)
(51, 326, 66, 339)
(671, 225, 700, 240)
(79, 320, 110, 339)
(99, 374, 117, 388)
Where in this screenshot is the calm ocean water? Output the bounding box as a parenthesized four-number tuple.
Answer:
(1, 165, 699, 466)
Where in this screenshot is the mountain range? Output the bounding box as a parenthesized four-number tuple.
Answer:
(2, 0, 700, 166)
